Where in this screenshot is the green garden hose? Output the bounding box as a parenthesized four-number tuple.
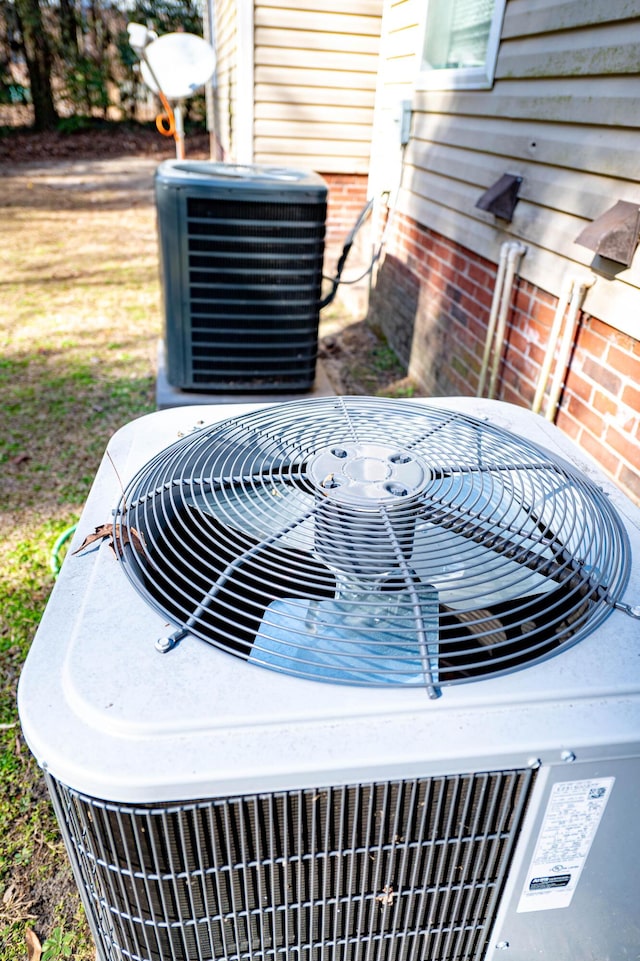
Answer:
(50, 524, 77, 577)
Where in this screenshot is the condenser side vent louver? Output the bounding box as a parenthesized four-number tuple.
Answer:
(48, 767, 535, 961)
(156, 162, 327, 393)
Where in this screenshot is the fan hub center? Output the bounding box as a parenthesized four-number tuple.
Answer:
(345, 456, 390, 483)
(309, 443, 428, 505)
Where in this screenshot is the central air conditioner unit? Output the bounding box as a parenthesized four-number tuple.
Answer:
(18, 396, 640, 961)
(155, 161, 327, 393)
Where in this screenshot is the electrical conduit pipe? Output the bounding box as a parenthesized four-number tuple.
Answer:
(477, 241, 527, 398)
(531, 275, 574, 415)
(540, 274, 595, 422)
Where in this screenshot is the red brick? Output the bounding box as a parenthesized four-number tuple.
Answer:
(566, 394, 605, 436)
(577, 324, 608, 360)
(505, 348, 538, 388)
(475, 290, 494, 315)
(579, 430, 620, 477)
(513, 285, 532, 316)
(467, 307, 487, 332)
(592, 389, 618, 416)
(468, 262, 494, 288)
(622, 382, 640, 413)
(456, 271, 478, 295)
(583, 357, 622, 396)
(608, 345, 640, 382)
(526, 341, 547, 370)
(608, 328, 638, 352)
(508, 368, 536, 404)
(565, 369, 593, 404)
(530, 298, 556, 329)
(605, 424, 640, 470)
(588, 316, 617, 340)
(500, 364, 521, 393)
(432, 238, 453, 263)
(618, 464, 640, 502)
(498, 385, 520, 406)
(507, 327, 532, 358)
(458, 345, 482, 376)
(555, 409, 581, 441)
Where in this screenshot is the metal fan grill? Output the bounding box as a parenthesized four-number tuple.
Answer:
(114, 397, 630, 697)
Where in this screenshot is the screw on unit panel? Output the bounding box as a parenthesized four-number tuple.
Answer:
(495, 942, 510, 951)
(156, 636, 174, 653)
(155, 629, 186, 653)
(561, 750, 577, 762)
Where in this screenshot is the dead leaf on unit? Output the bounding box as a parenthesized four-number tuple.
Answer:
(72, 523, 113, 553)
(25, 929, 42, 961)
(376, 885, 395, 907)
(119, 526, 146, 556)
(72, 523, 146, 558)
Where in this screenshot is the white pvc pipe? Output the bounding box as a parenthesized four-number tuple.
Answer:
(477, 241, 509, 397)
(173, 102, 185, 159)
(544, 275, 595, 421)
(487, 242, 527, 400)
(532, 275, 574, 415)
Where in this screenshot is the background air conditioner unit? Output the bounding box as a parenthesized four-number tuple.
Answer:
(18, 396, 640, 961)
(155, 161, 327, 393)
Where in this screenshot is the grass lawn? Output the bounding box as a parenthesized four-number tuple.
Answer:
(1, 155, 162, 960)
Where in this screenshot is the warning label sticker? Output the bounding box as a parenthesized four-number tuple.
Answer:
(517, 776, 614, 913)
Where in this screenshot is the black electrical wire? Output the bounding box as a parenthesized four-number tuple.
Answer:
(319, 198, 375, 309)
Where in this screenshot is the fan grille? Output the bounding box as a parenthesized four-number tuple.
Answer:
(114, 397, 630, 694)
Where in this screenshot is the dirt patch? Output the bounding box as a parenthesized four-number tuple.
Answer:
(0, 119, 210, 163)
(319, 316, 414, 397)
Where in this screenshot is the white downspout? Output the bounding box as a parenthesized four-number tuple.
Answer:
(477, 241, 526, 398)
(235, 0, 254, 163)
(542, 274, 595, 422)
(203, 0, 218, 159)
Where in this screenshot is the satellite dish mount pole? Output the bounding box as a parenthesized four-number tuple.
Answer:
(127, 24, 215, 160)
(173, 102, 185, 160)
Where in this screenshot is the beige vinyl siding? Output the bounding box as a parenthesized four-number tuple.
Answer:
(503, 0, 640, 36)
(212, 0, 238, 156)
(498, 22, 640, 78)
(372, 0, 640, 338)
(253, 0, 382, 172)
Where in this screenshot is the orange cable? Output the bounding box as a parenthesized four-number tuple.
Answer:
(155, 88, 177, 139)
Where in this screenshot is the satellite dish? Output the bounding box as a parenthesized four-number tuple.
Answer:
(140, 32, 216, 101)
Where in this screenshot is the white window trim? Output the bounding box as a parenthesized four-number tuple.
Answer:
(416, 0, 506, 92)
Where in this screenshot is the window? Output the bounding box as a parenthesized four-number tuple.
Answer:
(419, 0, 506, 90)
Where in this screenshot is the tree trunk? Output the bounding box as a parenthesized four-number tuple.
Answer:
(15, 0, 57, 130)
(59, 0, 79, 59)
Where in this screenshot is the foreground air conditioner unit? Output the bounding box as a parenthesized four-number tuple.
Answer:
(18, 396, 640, 961)
(155, 161, 327, 393)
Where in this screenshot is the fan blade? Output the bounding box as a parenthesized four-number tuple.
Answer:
(140, 506, 336, 657)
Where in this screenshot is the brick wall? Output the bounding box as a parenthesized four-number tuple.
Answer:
(321, 173, 372, 317)
(369, 211, 640, 505)
(322, 173, 369, 248)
